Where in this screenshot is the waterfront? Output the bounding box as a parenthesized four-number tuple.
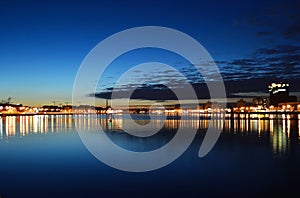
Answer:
(0, 114, 299, 197)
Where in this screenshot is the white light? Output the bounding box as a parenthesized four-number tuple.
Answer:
(278, 88, 286, 92)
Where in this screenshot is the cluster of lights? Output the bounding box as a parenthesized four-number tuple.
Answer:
(268, 82, 289, 94)
(72, 109, 97, 114)
(0, 105, 38, 114)
(39, 107, 62, 112)
(233, 104, 300, 113)
(1, 103, 300, 115)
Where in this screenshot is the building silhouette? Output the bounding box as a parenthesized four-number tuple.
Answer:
(236, 99, 247, 108)
(268, 82, 297, 105)
(252, 97, 269, 108)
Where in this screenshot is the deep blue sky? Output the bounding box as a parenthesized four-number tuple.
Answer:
(1, 0, 300, 105)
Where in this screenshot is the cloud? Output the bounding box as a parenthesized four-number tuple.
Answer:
(231, 92, 269, 97)
(93, 77, 300, 101)
(94, 45, 300, 100)
(229, 59, 258, 66)
(256, 45, 300, 55)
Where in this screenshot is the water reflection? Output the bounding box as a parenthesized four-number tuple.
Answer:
(0, 114, 299, 157)
(224, 116, 295, 157)
(0, 115, 76, 138)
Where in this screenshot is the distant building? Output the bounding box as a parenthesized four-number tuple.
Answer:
(236, 99, 247, 108)
(268, 82, 297, 105)
(0, 103, 23, 114)
(62, 105, 72, 113)
(40, 105, 62, 112)
(252, 97, 269, 108)
(278, 102, 300, 112)
(204, 101, 212, 109)
(198, 101, 224, 110)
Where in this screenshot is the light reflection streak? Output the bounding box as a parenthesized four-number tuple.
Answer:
(258, 119, 261, 137)
(272, 118, 288, 158)
(41, 115, 44, 133)
(33, 115, 39, 133)
(6, 116, 16, 137)
(287, 118, 291, 138)
(282, 119, 286, 134)
(26, 116, 29, 133)
(0, 117, 2, 139)
(20, 116, 25, 136)
(270, 118, 274, 135)
(299, 114, 300, 139)
(51, 115, 54, 132)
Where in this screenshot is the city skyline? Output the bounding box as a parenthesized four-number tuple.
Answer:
(1, 0, 300, 106)
(1, 81, 300, 116)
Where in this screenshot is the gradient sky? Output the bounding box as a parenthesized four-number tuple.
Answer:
(1, 0, 300, 106)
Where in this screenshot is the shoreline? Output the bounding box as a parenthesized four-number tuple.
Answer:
(0, 111, 300, 117)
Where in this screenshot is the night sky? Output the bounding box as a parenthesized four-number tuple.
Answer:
(1, 0, 300, 106)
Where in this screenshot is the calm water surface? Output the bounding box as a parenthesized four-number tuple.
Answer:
(0, 114, 299, 197)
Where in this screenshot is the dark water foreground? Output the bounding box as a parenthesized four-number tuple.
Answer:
(0, 114, 299, 198)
